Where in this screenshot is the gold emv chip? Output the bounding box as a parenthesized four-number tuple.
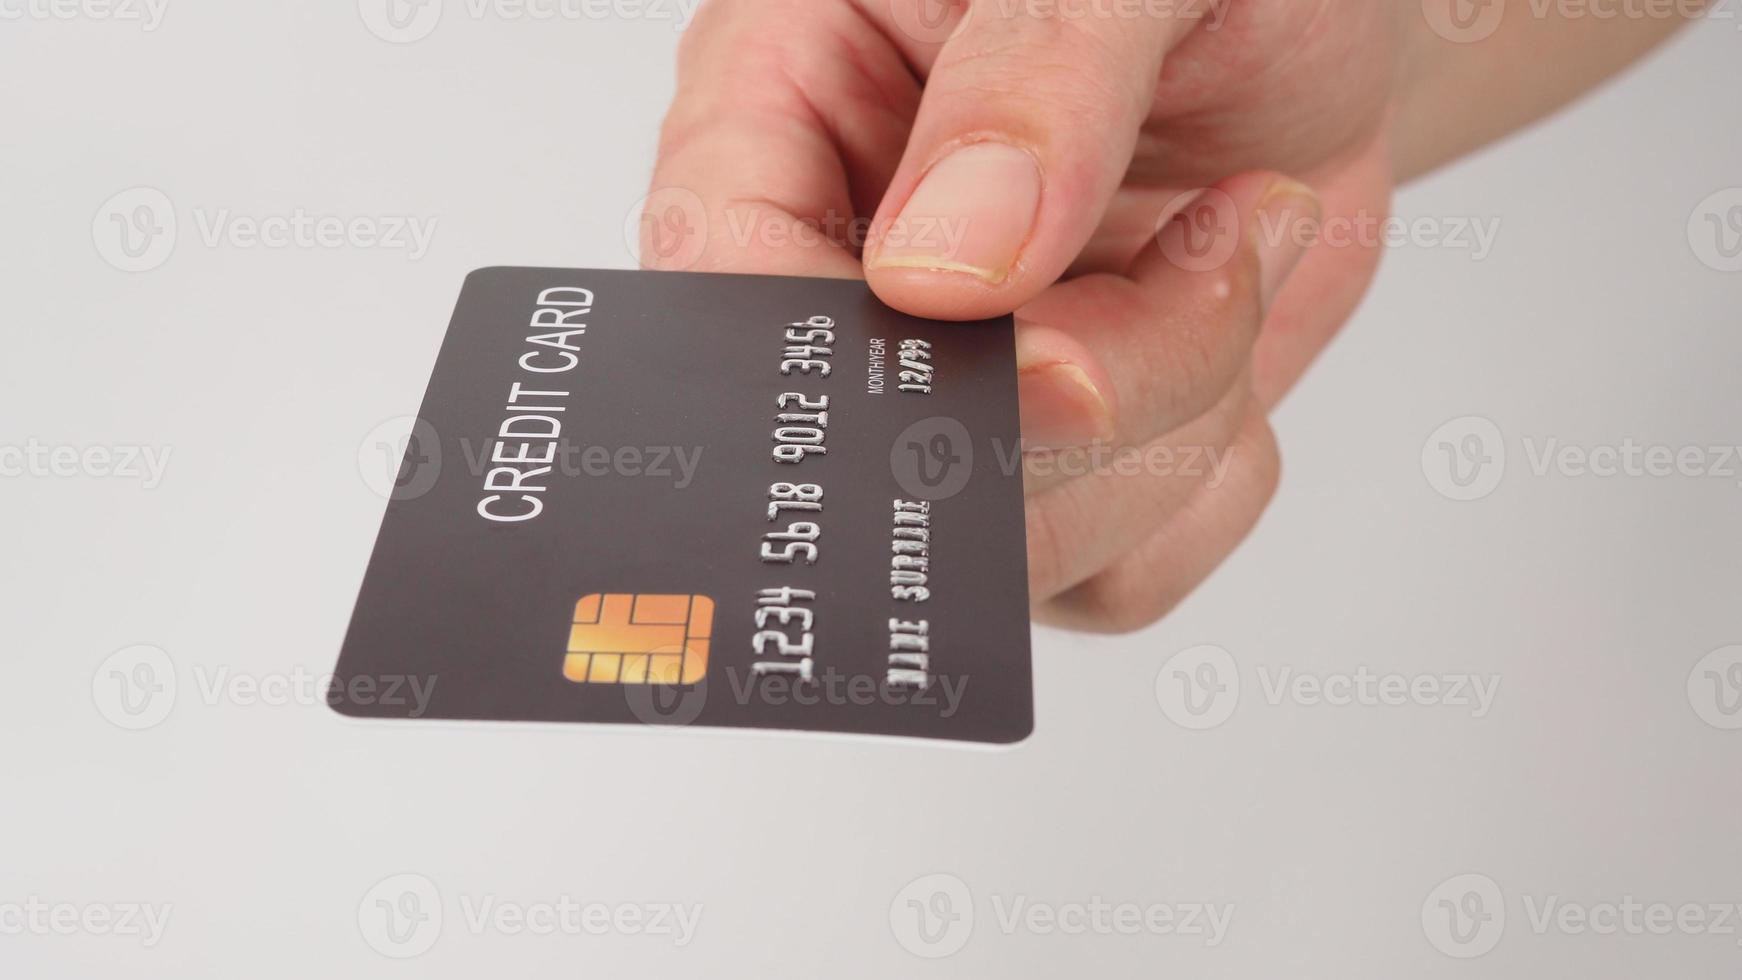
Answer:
(564, 594, 713, 685)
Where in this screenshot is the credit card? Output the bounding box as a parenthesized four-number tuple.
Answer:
(332, 267, 1032, 743)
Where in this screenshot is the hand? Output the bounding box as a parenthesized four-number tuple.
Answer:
(640, 0, 1411, 630)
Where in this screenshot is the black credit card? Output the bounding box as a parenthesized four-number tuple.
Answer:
(332, 267, 1032, 743)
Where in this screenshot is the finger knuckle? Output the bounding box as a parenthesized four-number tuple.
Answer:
(1238, 415, 1282, 506)
(1023, 491, 1072, 601)
(1158, 318, 1232, 419)
(929, 35, 1131, 135)
(1046, 549, 1166, 633)
(1064, 570, 1177, 634)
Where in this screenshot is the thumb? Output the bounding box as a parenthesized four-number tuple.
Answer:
(864, 2, 1192, 320)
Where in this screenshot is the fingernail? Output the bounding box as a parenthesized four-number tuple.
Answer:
(1253, 178, 1322, 311)
(1019, 362, 1114, 452)
(867, 142, 1041, 284)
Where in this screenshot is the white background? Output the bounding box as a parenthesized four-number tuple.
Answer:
(2, 2, 1739, 976)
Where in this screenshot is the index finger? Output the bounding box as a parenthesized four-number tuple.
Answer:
(641, 0, 918, 278)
